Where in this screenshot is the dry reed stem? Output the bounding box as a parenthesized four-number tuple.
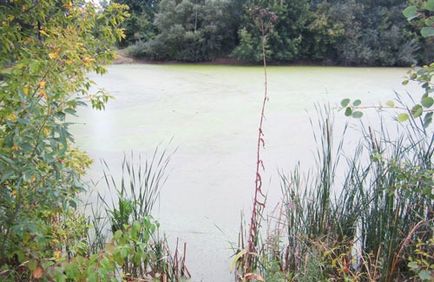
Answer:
(247, 21, 269, 271)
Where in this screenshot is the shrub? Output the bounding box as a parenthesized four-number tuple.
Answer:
(0, 1, 128, 279)
(125, 41, 148, 58)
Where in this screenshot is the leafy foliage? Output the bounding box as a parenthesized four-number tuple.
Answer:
(113, 0, 160, 45)
(0, 0, 128, 279)
(231, 28, 261, 63)
(408, 233, 434, 281)
(232, 0, 308, 63)
(142, 0, 239, 61)
(117, 0, 431, 65)
(50, 217, 157, 281)
(340, 0, 433, 127)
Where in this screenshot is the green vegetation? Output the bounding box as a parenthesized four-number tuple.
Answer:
(235, 107, 433, 281)
(0, 1, 188, 280)
(118, 0, 433, 65)
(97, 152, 190, 281)
(0, 0, 432, 280)
(233, 2, 433, 281)
(0, 0, 127, 279)
(340, 1, 433, 127)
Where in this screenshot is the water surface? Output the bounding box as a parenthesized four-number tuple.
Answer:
(72, 64, 417, 281)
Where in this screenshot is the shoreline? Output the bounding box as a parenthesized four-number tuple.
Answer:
(113, 53, 413, 68)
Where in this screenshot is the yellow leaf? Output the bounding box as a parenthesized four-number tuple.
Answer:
(230, 248, 248, 271)
(39, 29, 49, 37)
(38, 89, 47, 99)
(6, 113, 17, 122)
(82, 56, 94, 65)
(39, 80, 46, 89)
(64, 2, 73, 10)
(54, 250, 62, 261)
(48, 51, 59, 60)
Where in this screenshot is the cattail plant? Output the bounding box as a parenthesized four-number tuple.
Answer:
(269, 109, 433, 280)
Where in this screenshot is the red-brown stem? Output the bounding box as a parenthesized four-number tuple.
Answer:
(247, 25, 268, 267)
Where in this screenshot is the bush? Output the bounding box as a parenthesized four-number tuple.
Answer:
(231, 28, 261, 63)
(125, 41, 148, 58)
(0, 1, 128, 279)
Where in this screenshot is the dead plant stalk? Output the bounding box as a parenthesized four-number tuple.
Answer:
(248, 19, 269, 265)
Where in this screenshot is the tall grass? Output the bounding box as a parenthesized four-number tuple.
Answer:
(100, 147, 171, 225)
(254, 107, 433, 281)
(86, 196, 109, 255)
(86, 148, 190, 281)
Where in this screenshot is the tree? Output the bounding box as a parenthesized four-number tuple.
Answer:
(0, 1, 127, 279)
(232, 28, 262, 63)
(113, 0, 160, 45)
(302, 1, 345, 62)
(145, 0, 237, 61)
(340, 0, 433, 126)
(232, 0, 310, 63)
(318, 0, 422, 66)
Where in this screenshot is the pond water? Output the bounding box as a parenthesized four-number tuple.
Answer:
(71, 64, 417, 281)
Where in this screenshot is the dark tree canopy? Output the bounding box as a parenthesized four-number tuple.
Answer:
(119, 0, 433, 66)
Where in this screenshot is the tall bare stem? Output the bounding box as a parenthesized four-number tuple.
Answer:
(245, 7, 277, 274)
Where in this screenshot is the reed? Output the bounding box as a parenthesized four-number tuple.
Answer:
(255, 108, 433, 280)
(90, 148, 190, 281)
(100, 147, 171, 227)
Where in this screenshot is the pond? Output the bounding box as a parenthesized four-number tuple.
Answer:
(71, 64, 417, 281)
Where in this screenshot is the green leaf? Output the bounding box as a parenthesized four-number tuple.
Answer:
(0, 171, 15, 184)
(411, 104, 423, 118)
(421, 96, 434, 108)
(408, 261, 419, 270)
(114, 230, 122, 241)
(28, 260, 38, 271)
(344, 107, 352, 117)
(120, 246, 128, 259)
(425, 0, 434, 11)
(55, 111, 66, 120)
(385, 100, 395, 108)
(341, 98, 351, 108)
(100, 257, 111, 270)
(397, 113, 409, 122)
(402, 6, 418, 20)
(425, 17, 434, 26)
(418, 270, 433, 281)
(352, 99, 361, 106)
(352, 111, 363, 118)
(421, 26, 434, 38)
(423, 112, 433, 128)
(87, 271, 98, 282)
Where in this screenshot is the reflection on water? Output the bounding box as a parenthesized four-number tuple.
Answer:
(71, 64, 418, 281)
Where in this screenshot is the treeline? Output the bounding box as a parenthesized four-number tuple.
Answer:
(115, 0, 433, 66)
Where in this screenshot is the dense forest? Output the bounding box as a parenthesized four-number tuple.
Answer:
(115, 0, 433, 65)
